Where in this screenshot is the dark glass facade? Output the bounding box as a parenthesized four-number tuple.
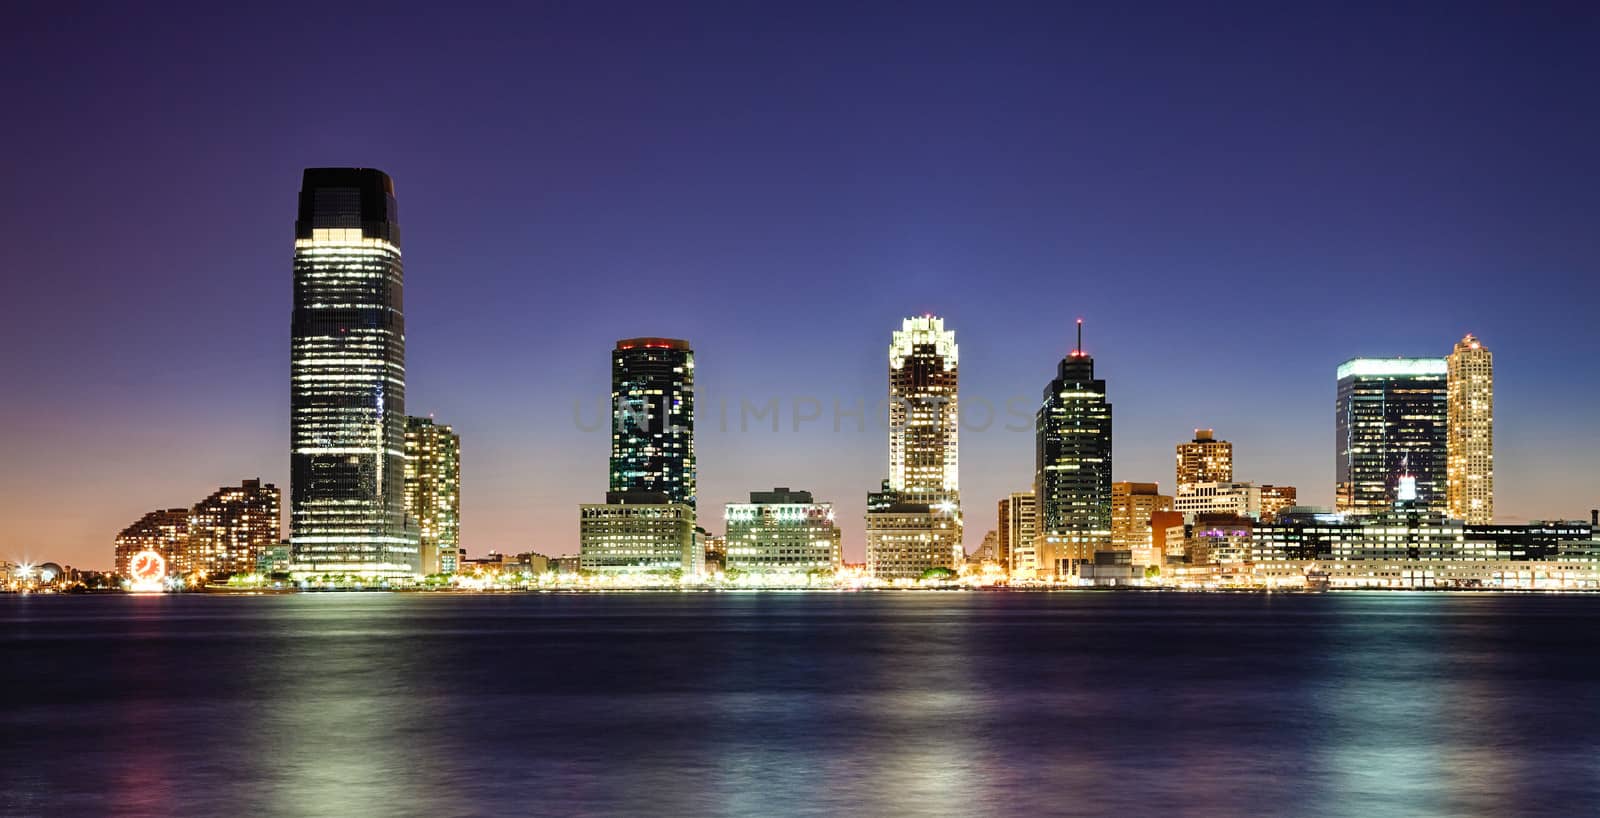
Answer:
(1335, 359, 1448, 516)
(1035, 341, 1113, 576)
(290, 168, 419, 577)
(610, 338, 696, 507)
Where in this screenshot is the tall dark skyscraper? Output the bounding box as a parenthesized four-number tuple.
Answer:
(289, 168, 419, 578)
(1335, 358, 1448, 516)
(1035, 321, 1113, 578)
(610, 338, 696, 507)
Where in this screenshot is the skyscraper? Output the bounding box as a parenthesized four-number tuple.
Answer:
(1176, 429, 1233, 492)
(866, 316, 962, 580)
(289, 168, 419, 578)
(406, 416, 461, 575)
(610, 338, 696, 507)
(1335, 358, 1448, 516)
(888, 316, 959, 506)
(1036, 321, 1113, 577)
(188, 479, 282, 579)
(1447, 334, 1494, 523)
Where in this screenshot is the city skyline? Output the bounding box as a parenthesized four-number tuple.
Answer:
(4, 4, 1598, 571)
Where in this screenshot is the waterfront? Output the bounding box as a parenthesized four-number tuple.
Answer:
(4, 593, 1599, 817)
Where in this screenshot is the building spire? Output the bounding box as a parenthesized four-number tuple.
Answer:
(1072, 318, 1084, 358)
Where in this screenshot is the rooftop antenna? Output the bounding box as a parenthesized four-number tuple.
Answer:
(1072, 318, 1084, 357)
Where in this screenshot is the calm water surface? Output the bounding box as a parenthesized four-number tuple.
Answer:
(3, 592, 1598, 817)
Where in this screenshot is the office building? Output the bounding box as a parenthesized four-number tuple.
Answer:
(1335, 358, 1448, 516)
(579, 491, 696, 574)
(405, 416, 461, 575)
(1174, 481, 1262, 523)
(1259, 485, 1298, 522)
(866, 316, 963, 578)
(1036, 321, 1113, 577)
(1111, 482, 1173, 553)
(290, 168, 419, 578)
(1176, 430, 1233, 492)
(724, 488, 842, 574)
(611, 338, 696, 507)
(1003, 490, 1039, 578)
(1447, 334, 1494, 523)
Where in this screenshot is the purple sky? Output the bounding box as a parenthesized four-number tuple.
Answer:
(3, 2, 1598, 569)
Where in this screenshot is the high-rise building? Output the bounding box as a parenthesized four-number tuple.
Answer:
(888, 316, 960, 506)
(1176, 430, 1233, 492)
(1447, 334, 1494, 524)
(405, 416, 461, 575)
(866, 316, 962, 579)
(724, 488, 842, 574)
(1174, 481, 1262, 523)
(579, 491, 696, 574)
(188, 479, 282, 579)
(290, 168, 419, 578)
(610, 338, 696, 507)
(1007, 490, 1039, 577)
(1036, 321, 1112, 577)
(1259, 485, 1298, 523)
(1111, 482, 1173, 553)
(113, 508, 190, 579)
(1335, 358, 1448, 515)
(1003, 490, 1038, 578)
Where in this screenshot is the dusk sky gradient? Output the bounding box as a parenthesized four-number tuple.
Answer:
(3, 1, 1597, 569)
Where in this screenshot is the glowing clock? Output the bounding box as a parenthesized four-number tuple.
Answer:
(129, 550, 167, 592)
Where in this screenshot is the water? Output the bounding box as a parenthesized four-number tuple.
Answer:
(3, 592, 1598, 817)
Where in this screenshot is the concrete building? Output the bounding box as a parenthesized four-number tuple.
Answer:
(724, 488, 842, 574)
(1447, 334, 1494, 523)
(1174, 481, 1261, 523)
(1111, 482, 1173, 554)
(579, 491, 696, 574)
(1176, 429, 1233, 492)
(188, 479, 281, 579)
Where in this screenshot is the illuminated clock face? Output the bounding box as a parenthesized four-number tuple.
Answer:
(130, 550, 166, 583)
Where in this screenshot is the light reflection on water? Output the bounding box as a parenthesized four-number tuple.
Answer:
(3, 592, 1598, 817)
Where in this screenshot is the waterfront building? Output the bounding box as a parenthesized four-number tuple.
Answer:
(866, 316, 962, 578)
(1145, 510, 1187, 567)
(1176, 430, 1233, 492)
(1174, 481, 1261, 523)
(1003, 490, 1039, 578)
(610, 338, 696, 507)
(1191, 513, 1255, 565)
(1036, 321, 1112, 577)
(290, 168, 419, 578)
(187, 479, 281, 579)
(113, 508, 190, 578)
(1447, 334, 1494, 523)
(1335, 358, 1448, 516)
(972, 530, 1000, 564)
(1259, 484, 1298, 522)
(865, 502, 963, 580)
(1111, 482, 1173, 553)
(405, 416, 461, 575)
(579, 491, 696, 574)
(724, 488, 842, 574)
(702, 533, 726, 574)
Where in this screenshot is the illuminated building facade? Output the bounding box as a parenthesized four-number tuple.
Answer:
(1447, 334, 1494, 523)
(611, 338, 696, 507)
(1003, 490, 1038, 577)
(405, 416, 461, 575)
(1111, 482, 1173, 553)
(1176, 430, 1233, 492)
(866, 316, 962, 578)
(1174, 481, 1262, 523)
(290, 168, 419, 578)
(188, 479, 282, 579)
(1036, 321, 1112, 577)
(724, 488, 842, 574)
(114, 508, 190, 578)
(1259, 484, 1298, 522)
(579, 491, 696, 574)
(1335, 358, 1448, 516)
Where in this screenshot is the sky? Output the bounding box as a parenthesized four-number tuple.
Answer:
(2, 1, 1597, 569)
